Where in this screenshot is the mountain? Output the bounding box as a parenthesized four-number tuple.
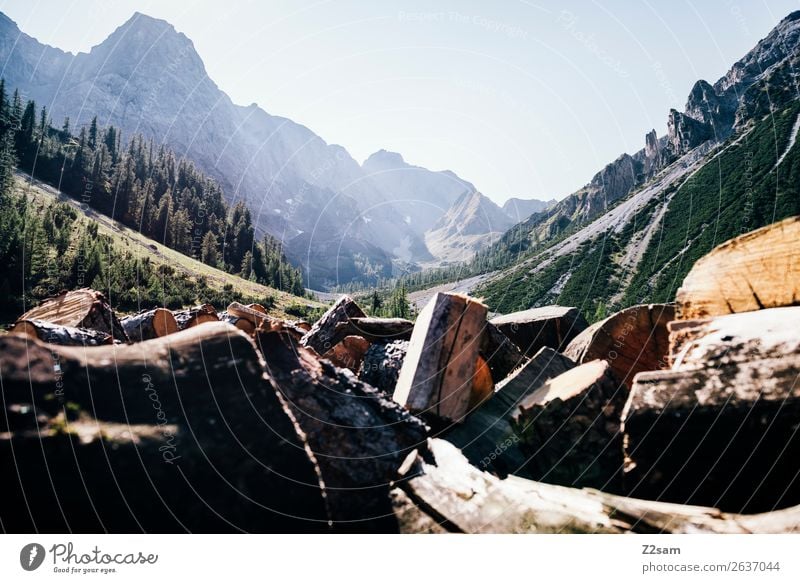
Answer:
(0, 11, 507, 288)
(424, 190, 514, 265)
(446, 11, 800, 317)
(501, 197, 555, 222)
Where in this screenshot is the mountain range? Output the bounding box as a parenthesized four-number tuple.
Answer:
(0, 11, 548, 289)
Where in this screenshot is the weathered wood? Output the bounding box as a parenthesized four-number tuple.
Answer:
(479, 321, 527, 383)
(512, 360, 627, 491)
(443, 347, 575, 478)
(395, 439, 800, 533)
(10, 319, 114, 346)
(668, 306, 800, 369)
(676, 216, 800, 319)
(330, 316, 414, 346)
(359, 340, 408, 394)
(18, 288, 128, 341)
(300, 294, 366, 354)
(0, 323, 329, 533)
(490, 306, 588, 357)
(563, 303, 674, 388)
(622, 356, 800, 513)
(120, 308, 178, 342)
(321, 335, 371, 372)
(256, 329, 428, 531)
(394, 293, 488, 422)
(173, 303, 219, 330)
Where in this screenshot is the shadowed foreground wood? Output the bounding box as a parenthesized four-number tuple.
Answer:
(393, 439, 800, 533)
(256, 330, 428, 531)
(563, 303, 674, 388)
(622, 356, 800, 513)
(10, 319, 114, 346)
(444, 347, 574, 478)
(675, 216, 800, 319)
(479, 321, 527, 384)
(0, 323, 329, 533)
(394, 293, 488, 422)
(120, 308, 178, 342)
(359, 339, 408, 394)
(18, 288, 127, 341)
(490, 306, 588, 357)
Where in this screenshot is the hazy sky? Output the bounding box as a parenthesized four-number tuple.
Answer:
(1, 0, 797, 203)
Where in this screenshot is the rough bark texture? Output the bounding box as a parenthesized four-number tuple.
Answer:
(256, 330, 428, 531)
(18, 288, 128, 341)
(395, 439, 800, 533)
(0, 324, 329, 533)
(10, 319, 115, 346)
(512, 360, 627, 492)
(668, 306, 800, 369)
(394, 293, 488, 422)
(120, 308, 178, 342)
(479, 321, 527, 384)
(443, 347, 575, 478)
(173, 303, 219, 330)
(359, 339, 408, 394)
(330, 316, 414, 346)
(563, 303, 674, 388)
(300, 295, 366, 354)
(675, 216, 800, 319)
(490, 306, 588, 357)
(622, 356, 800, 513)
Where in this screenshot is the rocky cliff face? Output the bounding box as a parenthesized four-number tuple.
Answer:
(501, 197, 554, 222)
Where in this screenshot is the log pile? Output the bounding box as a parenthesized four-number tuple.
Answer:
(1, 216, 799, 533)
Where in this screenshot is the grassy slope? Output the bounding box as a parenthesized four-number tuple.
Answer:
(14, 172, 326, 319)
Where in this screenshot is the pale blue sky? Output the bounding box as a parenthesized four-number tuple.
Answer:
(1, 0, 797, 203)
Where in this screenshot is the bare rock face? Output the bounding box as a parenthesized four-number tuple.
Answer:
(666, 109, 713, 158)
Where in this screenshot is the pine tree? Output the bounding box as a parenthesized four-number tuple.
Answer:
(200, 231, 219, 266)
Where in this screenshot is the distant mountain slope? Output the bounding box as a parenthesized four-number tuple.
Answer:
(501, 197, 554, 222)
(433, 10, 800, 317)
(424, 190, 513, 264)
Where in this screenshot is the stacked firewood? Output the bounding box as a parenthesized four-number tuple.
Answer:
(1, 216, 799, 532)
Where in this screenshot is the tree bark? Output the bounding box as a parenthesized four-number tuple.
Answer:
(300, 294, 366, 354)
(0, 323, 329, 533)
(675, 216, 800, 319)
(622, 355, 800, 513)
(479, 321, 527, 384)
(120, 308, 178, 342)
(18, 288, 128, 342)
(359, 339, 408, 394)
(10, 319, 115, 346)
(173, 303, 219, 330)
(512, 359, 627, 491)
(563, 303, 674, 388)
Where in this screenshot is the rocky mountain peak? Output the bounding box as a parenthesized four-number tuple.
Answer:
(362, 149, 407, 171)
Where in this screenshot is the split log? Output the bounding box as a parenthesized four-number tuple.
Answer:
(394, 439, 800, 533)
(668, 306, 800, 369)
(490, 306, 588, 357)
(511, 359, 627, 491)
(622, 356, 800, 513)
(321, 335, 371, 372)
(0, 323, 329, 533)
(10, 319, 114, 346)
(479, 321, 527, 383)
(563, 303, 674, 388)
(18, 288, 127, 341)
(443, 347, 575, 478)
(226, 301, 271, 328)
(256, 329, 428, 531)
(120, 308, 178, 342)
(393, 293, 488, 422)
(675, 215, 800, 319)
(330, 316, 414, 346)
(359, 340, 408, 394)
(300, 294, 366, 354)
(173, 303, 218, 330)
(219, 312, 256, 335)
